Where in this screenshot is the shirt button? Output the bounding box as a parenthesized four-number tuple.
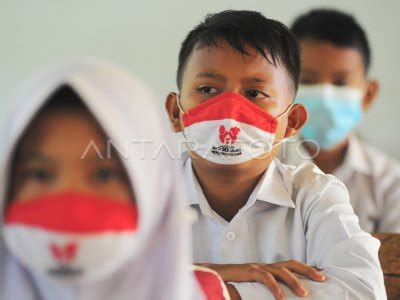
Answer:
(226, 231, 236, 241)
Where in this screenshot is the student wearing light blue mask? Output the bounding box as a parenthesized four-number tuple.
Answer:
(280, 8, 400, 233)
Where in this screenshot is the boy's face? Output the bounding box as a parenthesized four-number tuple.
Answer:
(166, 41, 307, 168)
(10, 108, 133, 203)
(299, 39, 378, 111)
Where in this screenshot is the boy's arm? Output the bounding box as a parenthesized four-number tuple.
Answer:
(304, 180, 387, 299)
(198, 261, 325, 299)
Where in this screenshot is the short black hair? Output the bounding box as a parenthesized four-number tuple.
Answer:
(177, 10, 301, 94)
(291, 9, 371, 72)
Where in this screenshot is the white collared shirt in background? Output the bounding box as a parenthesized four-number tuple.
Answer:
(279, 134, 400, 233)
(184, 157, 386, 299)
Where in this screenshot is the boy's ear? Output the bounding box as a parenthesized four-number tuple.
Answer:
(284, 103, 307, 138)
(362, 80, 379, 112)
(165, 92, 183, 133)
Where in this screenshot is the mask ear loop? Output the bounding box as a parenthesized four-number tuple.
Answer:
(176, 94, 187, 136)
(176, 93, 185, 114)
(272, 102, 295, 148)
(176, 94, 195, 156)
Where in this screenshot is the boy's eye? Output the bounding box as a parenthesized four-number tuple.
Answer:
(197, 86, 219, 94)
(245, 90, 270, 100)
(22, 168, 54, 182)
(333, 79, 347, 86)
(92, 168, 121, 183)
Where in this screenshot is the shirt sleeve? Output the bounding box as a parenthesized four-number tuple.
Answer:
(304, 179, 387, 300)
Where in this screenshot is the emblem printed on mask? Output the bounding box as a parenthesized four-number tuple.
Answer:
(48, 242, 83, 276)
(50, 242, 77, 263)
(212, 125, 243, 158)
(218, 125, 241, 144)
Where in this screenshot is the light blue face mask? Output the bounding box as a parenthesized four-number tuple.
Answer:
(295, 84, 363, 149)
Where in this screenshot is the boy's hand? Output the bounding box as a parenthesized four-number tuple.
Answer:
(197, 261, 325, 299)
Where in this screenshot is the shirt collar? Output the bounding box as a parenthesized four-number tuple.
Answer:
(183, 157, 229, 222)
(281, 134, 372, 178)
(334, 134, 372, 178)
(183, 157, 295, 213)
(254, 159, 295, 208)
(183, 156, 202, 206)
(346, 134, 371, 174)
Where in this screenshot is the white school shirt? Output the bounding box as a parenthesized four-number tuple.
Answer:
(184, 156, 386, 299)
(279, 134, 400, 233)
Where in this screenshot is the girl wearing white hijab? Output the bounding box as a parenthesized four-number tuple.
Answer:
(0, 60, 227, 300)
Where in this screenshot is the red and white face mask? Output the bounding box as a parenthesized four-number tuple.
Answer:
(3, 192, 138, 283)
(178, 92, 292, 165)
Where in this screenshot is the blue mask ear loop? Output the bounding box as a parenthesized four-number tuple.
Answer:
(272, 103, 295, 148)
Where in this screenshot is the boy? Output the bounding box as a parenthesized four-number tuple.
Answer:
(165, 10, 386, 299)
(281, 9, 400, 233)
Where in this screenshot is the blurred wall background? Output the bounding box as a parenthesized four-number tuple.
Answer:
(1, 0, 399, 158)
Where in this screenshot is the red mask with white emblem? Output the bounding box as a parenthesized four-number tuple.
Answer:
(3, 192, 138, 283)
(178, 92, 292, 164)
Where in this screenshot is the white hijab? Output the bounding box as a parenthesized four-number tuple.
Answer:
(0, 60, 202, 300)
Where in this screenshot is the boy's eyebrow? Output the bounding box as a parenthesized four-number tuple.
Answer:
(241, 76, 267, 83)
(195, 72, 226, 81)
(333, 70, 351, 77)
(195, 72, 268, 84)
